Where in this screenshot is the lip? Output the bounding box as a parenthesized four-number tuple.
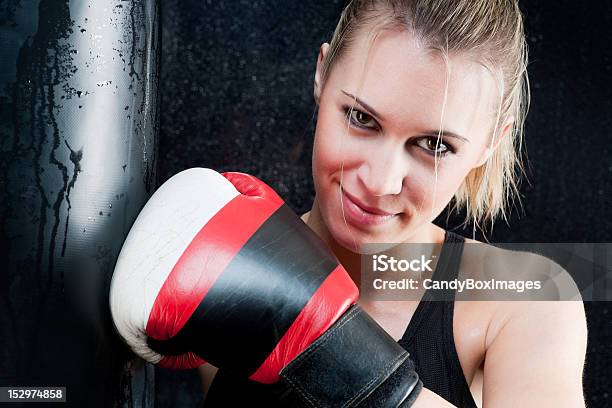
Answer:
(341, 188, 398, 226)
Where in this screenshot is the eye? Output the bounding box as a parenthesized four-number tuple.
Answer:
(416, 137, 454, 156)
(344, 106, 378, 130)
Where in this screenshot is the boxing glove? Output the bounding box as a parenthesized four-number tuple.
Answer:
(109, 168, 422, 407)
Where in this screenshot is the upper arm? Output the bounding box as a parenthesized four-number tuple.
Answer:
(482, 300, 587, 407)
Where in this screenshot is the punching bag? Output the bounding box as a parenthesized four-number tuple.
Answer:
(0, 0, 160, 406)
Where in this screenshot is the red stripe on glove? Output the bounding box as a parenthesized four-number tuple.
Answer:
(249, 264, 358, 383)
(147, 182, 283, 346)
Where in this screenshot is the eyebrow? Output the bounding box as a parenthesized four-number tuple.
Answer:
(341, 90, 384, 120)
(421, 130, 470, 144)
(340, 89, 470, 143)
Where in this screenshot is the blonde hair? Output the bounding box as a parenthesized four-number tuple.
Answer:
(319, 0, 530, 232)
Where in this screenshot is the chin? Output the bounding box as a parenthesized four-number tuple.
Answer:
(328, 219, 402, 255)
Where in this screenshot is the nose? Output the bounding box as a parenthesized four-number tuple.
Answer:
(356, 143, 405, 196)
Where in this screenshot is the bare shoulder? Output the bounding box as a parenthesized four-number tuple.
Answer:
(457, 239, 588, 405)
(480, 297, 587, 406)
(456, 236, 586, 345)
(486, 297, 587, 347)
(460, 237, 582, 301)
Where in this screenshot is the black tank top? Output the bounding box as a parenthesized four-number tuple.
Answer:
(204, 230, 478, 408)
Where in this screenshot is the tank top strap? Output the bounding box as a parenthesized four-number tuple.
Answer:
(428, 229, 465, 286)
(400, 230, 465, 344)
(397, 230, 477, 408)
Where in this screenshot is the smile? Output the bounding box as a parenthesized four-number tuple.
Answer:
(341, 188, 398, 227)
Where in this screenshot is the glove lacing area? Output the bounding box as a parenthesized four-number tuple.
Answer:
(280, 305, 422, 407)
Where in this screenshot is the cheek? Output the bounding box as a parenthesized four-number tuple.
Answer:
(403, 161, 472, 214)
(312, 109, 335, 175)
(312, 109, 359, 181)
(311, 135, 332, 195)
(311, 118, 339, 205)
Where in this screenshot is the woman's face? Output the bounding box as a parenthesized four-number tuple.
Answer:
(312, 29, 508, 251)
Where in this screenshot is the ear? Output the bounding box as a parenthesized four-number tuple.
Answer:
(314, 43, 330, 106)
(475, 116, 515, 167)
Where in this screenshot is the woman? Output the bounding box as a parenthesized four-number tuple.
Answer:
(201, 0, 587, 406)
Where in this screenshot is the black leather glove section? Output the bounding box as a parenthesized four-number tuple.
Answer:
(357, 358, 423, 407)
(280, 305, 422, 407)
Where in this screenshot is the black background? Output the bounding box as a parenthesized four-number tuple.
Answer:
(158, 1, 611, 406)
